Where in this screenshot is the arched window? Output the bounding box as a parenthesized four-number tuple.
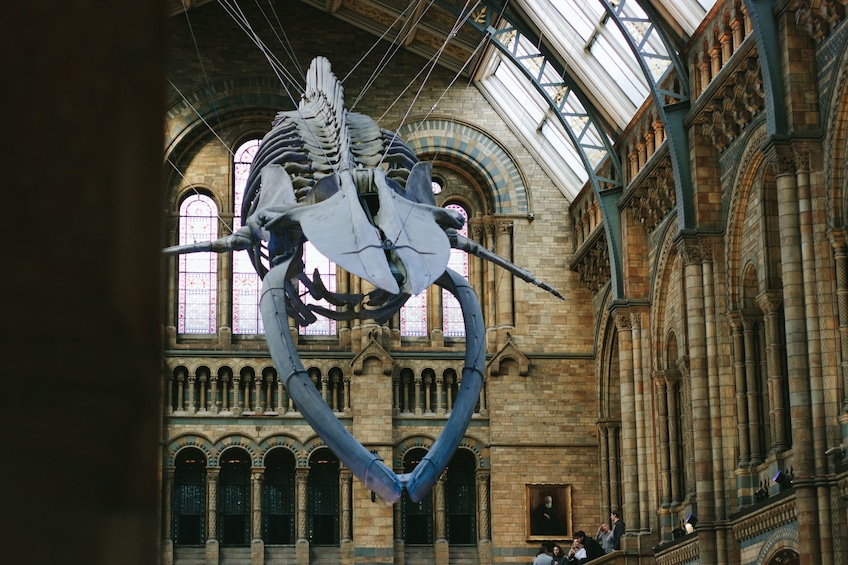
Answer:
(442, 203, 469, 337)
(445, 449, 476, 545)
(299, 242, 337, 336)
(400, 201, 470, 338)
(173, 448, 206, 545)
(219, 448, 251, 546)
(308, 448, 340, 545)
(400, 290, 428, 337)
(178, 193, 218, 334)
(263, 448, 296, 544)
(232, 139, 264, 335)
(401, 448, 433, 544)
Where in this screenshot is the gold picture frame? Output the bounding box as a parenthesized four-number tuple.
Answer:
(526, 484, 572, 540)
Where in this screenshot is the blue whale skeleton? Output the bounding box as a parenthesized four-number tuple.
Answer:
(165, 57, 563, 502)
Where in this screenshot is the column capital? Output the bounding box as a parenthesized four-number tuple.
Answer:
(764, 141, 796, 176)
(828, 227, 848, 252)
(756, 290, 783, 315)
(726, 310, 744, 330)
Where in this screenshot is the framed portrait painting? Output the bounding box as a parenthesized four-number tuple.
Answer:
(526, 484, 572, 540)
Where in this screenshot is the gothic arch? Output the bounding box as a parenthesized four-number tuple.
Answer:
(398, 118, 531, 216)
(726, 122, 768, 309)
(823, 28, 848, 228)
(597, 314, 621, 422)
(650, 219, 684, 369)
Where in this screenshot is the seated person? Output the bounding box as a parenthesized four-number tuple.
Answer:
(567, 531, 605, 563)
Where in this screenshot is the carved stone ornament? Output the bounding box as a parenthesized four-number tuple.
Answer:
(163, 57, 563, 503)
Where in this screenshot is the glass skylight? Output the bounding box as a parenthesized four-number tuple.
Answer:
(474, 0, 714, 201)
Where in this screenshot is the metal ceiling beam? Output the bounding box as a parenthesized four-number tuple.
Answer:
(432, 0, 626, 299)
(599, 0, 695, 231)
(741, 0, 786, 136)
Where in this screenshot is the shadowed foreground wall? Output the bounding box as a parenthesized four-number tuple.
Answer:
(0, 2, 165, 564)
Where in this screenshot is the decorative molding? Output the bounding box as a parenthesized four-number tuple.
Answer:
(487, 336, 529, 377)
(733, 497, 797, 541)
(350, 337, 394, 375)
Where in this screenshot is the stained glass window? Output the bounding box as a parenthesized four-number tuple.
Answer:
(400, 290, 428, 337)
(299, 242, 337, 336)
(232, 139, 263, 334)
(178, 194, 218, 334)
(443, 203, 469, 338)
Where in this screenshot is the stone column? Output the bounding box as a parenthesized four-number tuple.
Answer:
(295, 468, 309, 565)
(598, 421, 610, 518)
(232, 374, 242, 416)
(701, 242, 726, 547)
(207, 468, 220, 562)
(414, 371, 423, 415)
(728, 312, 750, 467)
(667, 373, 683, 507)
(198, 370, 208, 413)
(477, 470, 492, 564)
(742, 314, 764, 465)
(768, 142, 818, 565)
(830, 230, 848, 416)
(186, 371, 196, 414)
(251, 470, 263, 539)
(254, 373, 264, 414)
(484, 221, 497, 350)
(756, 292, 785, 455)
(434, 472, 448, 565)
(796, 145, 833, 565)
(340, 470, 352, 542)
(435, 373, 446, 415)
(655, 373, 671, 509)
(435, 472, 446, 541)
(340, 469, 354, 563)
(612, 306, 639, 532)
(470, 220, 485, 318)
(477, 470, 491, 542)
(251, 469, 265, 565)
(165, 371, 175, 415)
(495, 221, 515, 347)
(163, 469, 175, 565)
(675, 235, 716, 565)
(631, 308, 651, 532)
(210, 372, 220, 414)
(276, 372, 286, 415)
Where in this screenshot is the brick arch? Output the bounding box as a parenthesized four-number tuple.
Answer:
(756, 525, 799, 564)
(215, 434, 261, 466)
(258, 435, 303, 466)
(164, 76, 293, 156)
(166, 433, 216, 467)
(394, 435, 436, 468)
(172, 184, 222, 216)
(823, 26, 848, 228)
(650, 218, 682, 370)
(393, 435, 489, 470)
(725, 122, 768, 309)
(398, 119, 530, 216)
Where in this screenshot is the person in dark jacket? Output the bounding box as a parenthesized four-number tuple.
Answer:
(568, 531, 605, 563)
(610, 510, 625, 551)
